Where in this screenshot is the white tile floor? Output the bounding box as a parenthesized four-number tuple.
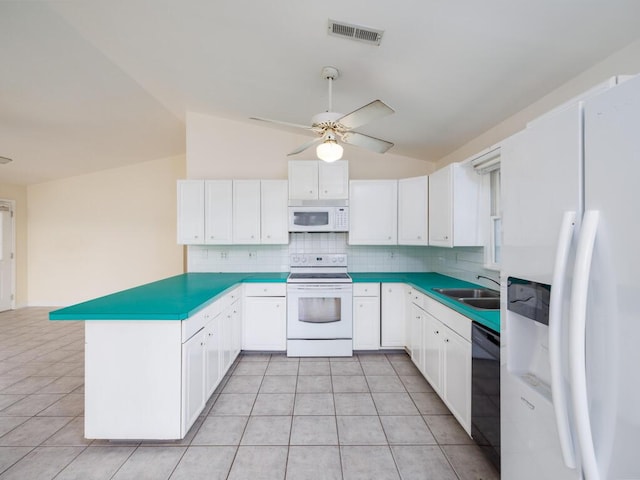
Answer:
(0, 308, 500, 479)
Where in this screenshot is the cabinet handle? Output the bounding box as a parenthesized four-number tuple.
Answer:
(444, 338, 449, 343)
(435, 330, 439, 335)
(208, 332, 213, 336)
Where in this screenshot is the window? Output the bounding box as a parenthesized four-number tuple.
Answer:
(488, 169, 502, 269)
(470, 147, 501, 270)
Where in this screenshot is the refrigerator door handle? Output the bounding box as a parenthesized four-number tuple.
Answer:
(570, 210, 601, 480)
(549, 210, 577, 469)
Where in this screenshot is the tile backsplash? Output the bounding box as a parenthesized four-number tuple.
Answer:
(187, 233, 497, 285)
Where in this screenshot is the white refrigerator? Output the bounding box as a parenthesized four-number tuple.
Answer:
(501, 74, 640, 480)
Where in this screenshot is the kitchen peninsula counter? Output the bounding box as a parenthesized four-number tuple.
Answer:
(49, 272, 288, 321)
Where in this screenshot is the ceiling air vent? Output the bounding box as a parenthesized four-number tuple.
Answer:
(328, 19, 384, 46)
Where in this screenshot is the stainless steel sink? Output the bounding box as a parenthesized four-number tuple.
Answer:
(432, 287, 500, 310)
(433, 288, 499, 299)
(459, 297, 501, 310)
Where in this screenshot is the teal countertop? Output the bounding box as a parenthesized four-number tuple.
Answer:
(49, 272, 288, 321)
(50, 270, 499, 333)
(350, 272, 500, 333)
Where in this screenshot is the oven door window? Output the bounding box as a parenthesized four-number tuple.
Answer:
(299, 297, 340, 323)
(293, 211, 329, 227)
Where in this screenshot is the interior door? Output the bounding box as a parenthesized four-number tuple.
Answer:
(0, 202, 13, 312)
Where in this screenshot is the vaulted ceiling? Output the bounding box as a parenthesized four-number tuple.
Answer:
(2, 1, 640, 185)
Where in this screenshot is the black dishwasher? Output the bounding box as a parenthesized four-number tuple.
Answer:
(471, 322, 500, 472)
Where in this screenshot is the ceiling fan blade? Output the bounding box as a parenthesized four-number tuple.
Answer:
(250, 116, 314, 132)
(341, 131, 394, 154)
(287, 137, 323, 156)
(337, 100, 395, 130)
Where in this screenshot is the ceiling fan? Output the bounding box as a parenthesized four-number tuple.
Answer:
(251, 66, 395, 162)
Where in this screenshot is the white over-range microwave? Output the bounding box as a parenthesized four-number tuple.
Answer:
(288, 200, 349, 232)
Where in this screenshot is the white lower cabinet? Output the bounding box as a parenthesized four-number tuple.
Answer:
(204, 316, 221, 398)
(380, 283, 406, 348)
(407, 289, 472, 435)
(409, 302, 424, 372)
(442, 325, 472, 433)
(243, 284, 286, 351)
(353, 283, 380, 350)
(422, 312, 442, 393)
(181, 328, 206, 432)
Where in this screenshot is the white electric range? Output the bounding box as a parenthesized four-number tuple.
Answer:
(286, 254, 353, 357)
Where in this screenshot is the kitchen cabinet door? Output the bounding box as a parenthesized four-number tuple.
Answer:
(409, 303, 424, 373)
(289, 160, 349, 200)
(443, 326, 471, 433)
(204, 180, 233, 244)
(177, 180, 205, 244)
(182, 329, 206, 432)
(318, 161, 349, 199)
(232, 180, 261, 244)
(204, 316, 221, 398)
(353, 294, 381, 351)
(260, 180, 289, 244)
(288, 160, 319, 200)
(380, 283, 406, 347)
(422, 312, 443, 394)
(349, 180, 398, 245)
(398, 176, 429, 245)
(428, 163, 482, 247)
(243, 295, 286, 351)
(231, 296, 242, 360)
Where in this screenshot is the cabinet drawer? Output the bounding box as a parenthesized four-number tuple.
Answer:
(410, 290, 426, 309)
(423, 296, 471, 341)
(244, 283, 286, 297)
(182, 310, 208, 342)
(353, 283, 380, 297)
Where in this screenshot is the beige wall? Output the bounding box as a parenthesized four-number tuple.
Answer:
(0, 183, 28, 306)
(186, 112, 434, 180)
(27, 155, 186, 306)
(437, 38, 640, 167)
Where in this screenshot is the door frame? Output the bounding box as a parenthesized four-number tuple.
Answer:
(0, 199, 16, 311)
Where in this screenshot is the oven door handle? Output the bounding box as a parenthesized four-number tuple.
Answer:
(288, 285, 352, 291)
(299, 318, 341, 324)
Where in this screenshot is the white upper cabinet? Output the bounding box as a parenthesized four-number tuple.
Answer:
(318, 161, 349, 199)
(204, 180, 233, 244)
(428, 162, 483, 247)
(349, 180, 398, 245)
(232, 180, 261, 244)
(288, 160, 349, 200)
(177, 180, 205, 244)
(260, 180, 288, 244)
(398, 175, 429, 245)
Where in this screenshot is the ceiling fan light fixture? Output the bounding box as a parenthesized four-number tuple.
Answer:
(316, 139, 343, 163)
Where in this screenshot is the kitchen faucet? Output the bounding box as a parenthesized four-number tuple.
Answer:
(477, 275, 500, 287)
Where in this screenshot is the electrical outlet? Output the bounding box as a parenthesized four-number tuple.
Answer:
(248, 251, 257, 259)
(389, 251, 395, 259)
(219, 252, 228, 259)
